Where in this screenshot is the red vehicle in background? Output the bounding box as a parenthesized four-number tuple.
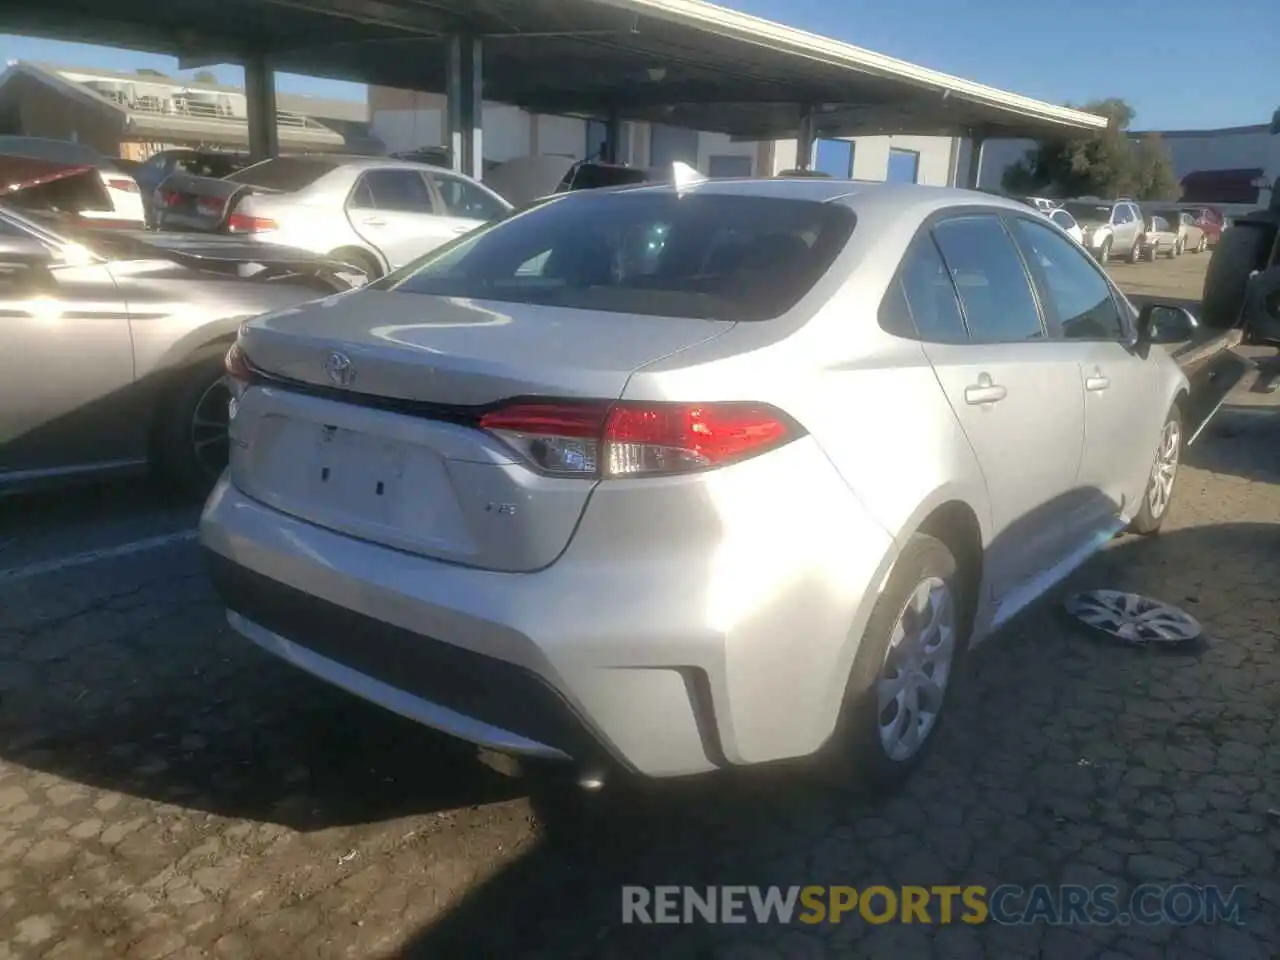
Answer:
(1183, 206, 1226, 248)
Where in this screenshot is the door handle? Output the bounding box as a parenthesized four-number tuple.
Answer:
(449, 225, 473, 235)
(964, 373, 1007, 405)
(1085, 367, 1110, 392)
(362, 217, 386, 227)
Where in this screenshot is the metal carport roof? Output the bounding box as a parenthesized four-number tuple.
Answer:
(0, 0, 1107, 140)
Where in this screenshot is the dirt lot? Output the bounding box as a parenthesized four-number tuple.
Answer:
(0, 251, 1276, 959)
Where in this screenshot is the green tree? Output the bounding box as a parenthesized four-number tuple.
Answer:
(193, 70, 219, 85)
(1000, 97, 1179, 201)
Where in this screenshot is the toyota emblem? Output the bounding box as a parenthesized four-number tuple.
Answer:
(324, 351, 355, 387)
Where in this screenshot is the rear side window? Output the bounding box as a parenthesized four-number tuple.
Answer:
(895, 236, 969, 343)
(225, 157, 339, 191)
(931, 216, 1044, 342)
(355, 169, 435, 213)
(376, 192, 855, 321)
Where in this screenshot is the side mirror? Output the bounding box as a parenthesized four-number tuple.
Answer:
(1136, 303, 1199, 345)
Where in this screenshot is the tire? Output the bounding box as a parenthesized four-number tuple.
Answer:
(819, 534, 970, 794)
(1127, 237, 1142, 263)
(1201, 222, 1275, 327)
(1169, 240, 1181, 259)
(1129, 406, 1183, 536)
(328, 246, 383, 282)
(1196, 235, 1207, 254)
(151, 344, 235, 500)
(1094, 237, 1113, 263)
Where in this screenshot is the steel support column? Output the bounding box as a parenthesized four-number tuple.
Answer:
(447, 35, 483, 180)
(966, 134, 986, 190)
(244, 54, 278, 161)
(795, 106, 816, 170)
(604, 109, 622, 164)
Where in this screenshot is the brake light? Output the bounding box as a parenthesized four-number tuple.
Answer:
(478, 400, 801, 478)
(224, 342, 252, 384)
(226, 212, 278, 233)
(106, 177, 139, 193)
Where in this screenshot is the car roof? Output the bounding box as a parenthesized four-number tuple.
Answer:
(317, 155, 459, 174)
(597, 177, 1045, 219)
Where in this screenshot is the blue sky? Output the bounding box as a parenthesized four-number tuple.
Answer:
(2, 0, 1275, 130)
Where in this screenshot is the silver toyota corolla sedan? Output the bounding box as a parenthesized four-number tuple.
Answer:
(200, 178, 1206, 790)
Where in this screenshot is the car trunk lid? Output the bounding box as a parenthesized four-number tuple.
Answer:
(230, 292, 735, 571)
(153, 171, 253, 232)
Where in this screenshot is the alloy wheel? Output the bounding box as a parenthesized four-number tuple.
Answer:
(190, 377, 233, 481)
(1147, 417, 1180, 519)
(876, 577, 956, 762)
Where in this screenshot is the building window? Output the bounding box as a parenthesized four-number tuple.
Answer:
(814, 139, 854, 178)
(887, 148, 920, 184)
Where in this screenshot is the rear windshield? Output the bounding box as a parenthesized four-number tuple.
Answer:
(1061, 202, 1112, 221)
(224, 156, 339, 191)
(375, 191, 856, 320)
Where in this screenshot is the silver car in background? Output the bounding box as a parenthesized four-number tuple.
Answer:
(0, 204, 354, 496)
(154, 156, 513, 280)
(201, 179, 1206, 791)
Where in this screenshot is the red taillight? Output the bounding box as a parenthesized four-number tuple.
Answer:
(478, 400, 800, 478)
(106, 177, 139, 193)
(224, 342, 252, 384)
(226, 212, 278, 233)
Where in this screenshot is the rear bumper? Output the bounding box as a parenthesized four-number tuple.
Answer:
(199, 436, 897, 778)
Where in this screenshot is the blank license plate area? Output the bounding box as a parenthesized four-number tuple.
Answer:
(310, 425, 403, 523)
(252, 415, 458, 536)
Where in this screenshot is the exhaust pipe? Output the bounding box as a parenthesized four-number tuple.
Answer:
(476, 748, 608, 792)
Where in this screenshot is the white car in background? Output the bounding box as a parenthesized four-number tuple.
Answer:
(0, 136, 145, 226)
(1046, 206, 1085, 245)
(154, 156, 513, 280)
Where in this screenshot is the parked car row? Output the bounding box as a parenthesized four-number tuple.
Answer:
(1032, 197, 1223, 264)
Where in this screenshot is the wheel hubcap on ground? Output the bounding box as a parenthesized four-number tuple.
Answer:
(1064, 590, 1202, 645)
(1147, 418, 1180, 518)
(191, 377, 233, 480)
(876, 577, 956, 762)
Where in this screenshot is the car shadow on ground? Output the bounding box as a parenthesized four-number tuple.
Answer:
(389, 519, 1280, 958)
(0, 546, 526, 827)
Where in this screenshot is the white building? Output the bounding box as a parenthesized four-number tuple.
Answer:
(369, 85, 967, 186)
(371, 85, 1277, 200)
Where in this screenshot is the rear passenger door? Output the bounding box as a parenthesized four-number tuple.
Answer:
(347, 168, 449, 270)
(909, 214, 1086, 604)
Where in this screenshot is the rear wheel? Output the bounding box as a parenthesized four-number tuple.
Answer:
(1196, 235, 1208, 253)
(152, 344, 235, 500)
(1201, 222, 1276, 327)
(328, 246, 383, 282)
(820, 534, 969, 793)
(1127, 237, 1143, 263)
(1170, 239, 1181, 258)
